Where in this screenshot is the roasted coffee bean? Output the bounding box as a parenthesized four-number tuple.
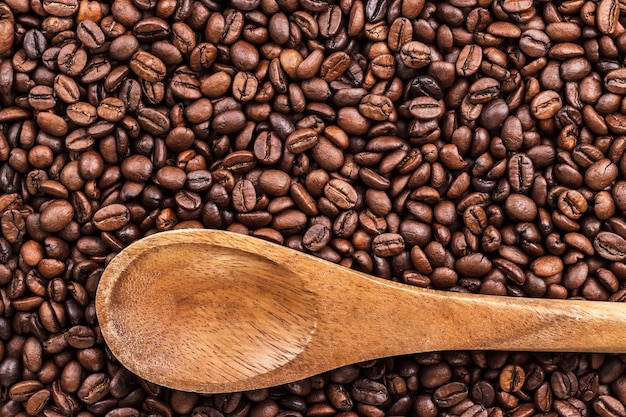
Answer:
(508, 154, 534, 193)
(93, 204, 130, 231)
(130, 50, 166, 82)
(365, 0, 387, 23)
(359, 94, 393, 121)
(40, 200, 74, 233)
(303, 224, 331, 252)
(372, 233, 404, 257)
(400, 41, 430, 69)
(324, 179, 358, 210)
(286, 129, 319, 154)
(77, 19, 105, 49)
(408, 97, 444, 120)
(24, 29, 47, 59)
(232, 179, 256, 213)
(138, 107, 170, 136)
(351, 379, 389, 405)
(57, 43, 88, 76)
(456, 44, 482, 77)
(551, 370, 578, 399)
(594, 232, 626, 261)
(28, 85, 56, 111)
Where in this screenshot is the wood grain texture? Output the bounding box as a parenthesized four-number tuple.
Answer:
(96, 229, 626, 394)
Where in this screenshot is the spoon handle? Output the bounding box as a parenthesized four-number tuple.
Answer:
(312, 267, 626, 360)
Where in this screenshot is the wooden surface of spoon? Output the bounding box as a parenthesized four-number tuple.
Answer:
(96, 229, 626, 394)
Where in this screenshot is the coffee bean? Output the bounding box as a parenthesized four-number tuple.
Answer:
(57, 43, 88, 76)
(321, 51, 350, 82)
(551, 370, 578, 399)
(93, 204, 130, 231)
(40, 200, 74, 233)
(594, 232, 626, 261)
(213, 110, 247, 135)
(232, 179, 256, 213)
(530, 90, 563, 119)
(130, 50, 166, 82)
(597, 0, 620, 36)
(0, 17, 13, 55)
(531, 255, 564, 277)
(286, 129, 319, 154)
(585, 159, 618, 190)
(433, 382, 468, 407)
(456, 44, 482, 77)
(358, 94, 393, 121)
(351, 379, 389, 405)
(77, 19, 105, 49)
(324, 179, 358, 210)
(593, 395, 626, 417)
(372, 233, 404, 257)
(138, 107, 170, 136)
(303, 224, 331, 252)
(557, 190, 588, 220)
(455, 254, 491, 277)
(400, 41, 430, 69)
(408, 97, 444, 120)
(507, 154, 534, 193)
(504, 194, 537, 222)
(24, 29, 47, 59)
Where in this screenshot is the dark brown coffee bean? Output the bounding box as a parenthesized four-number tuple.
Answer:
(351, 379, 389, 405)
(594, 232, 626, 261)
(286, 129, 319, 154)
(130, 50, 166, 82)
(40, 200, 74, 233)
(43, 0, 78, 16)
(504, 194, 537, 221)
(232, 179, 257, 213)
(321, 51, 350, 82)
(230, 71, 257, 103)
(324, 179, 357, 209)
(303, 224, 331, 252)
(67, 102, 98, 126)
(77, 19, 105, 49)
(359, 94, 393, 121)
(593, 395, 626, 417)
(254, 131, 282, 165)
(372, 233, 404, 257)
(551, 371, 578, 400)
(0, 15, 13, 55)
(408, 97, 444, 120)
(28, 85, 56, 111)
(455, 254, 492, 277)
(508, 154, 534, 193)
(57, 43, 88, 76)
(137, 107, 170, 136)
(433, 382, 468, 407)
(557, 190, 588, 220)
(93, 204, 130, 231)
(213, 110, 247, 135)
(400, 41, 430, 69)
(456, 44, 482, 77)
(597, 0, 620, 36)
(585, 159, 618, 190)
(77, 373, 110, 404)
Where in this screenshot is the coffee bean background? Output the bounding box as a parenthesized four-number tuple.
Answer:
(3, 0, 626, 416)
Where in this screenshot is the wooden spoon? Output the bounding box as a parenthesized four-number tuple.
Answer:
(96, 229, 626, 394)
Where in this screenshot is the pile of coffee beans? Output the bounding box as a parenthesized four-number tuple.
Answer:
(4, 0, 626, 416)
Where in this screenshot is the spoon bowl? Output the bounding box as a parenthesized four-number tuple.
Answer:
(98, 237, 317, 392)
(97, 229, 626, 393)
